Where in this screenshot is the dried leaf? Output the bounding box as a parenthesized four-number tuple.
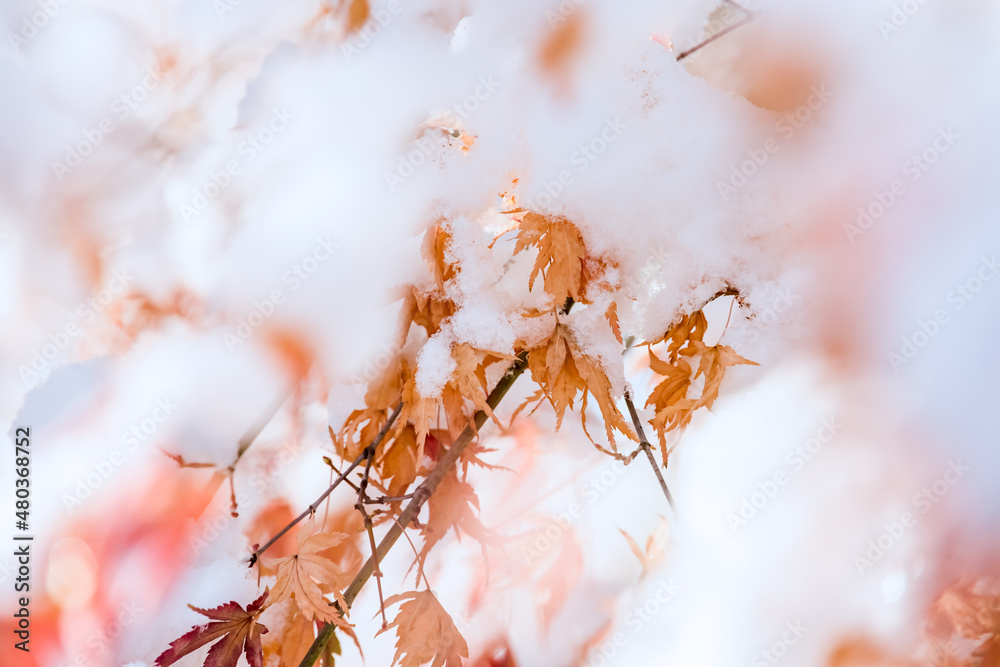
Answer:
(422, 223, 457, 293)
(521, 325, 634, 453)
(155, 591, 269, 667)
(343, 0, 369, 33)
(379, 424, 419, 497)
(538, 11, 584, 77)
(382, 590, 469, 667)
(644, 311, 757, 451)
(261, 599, 315, 667)
(690, 341, 759, 411)
(619, 529, 647, 570)
(605, 301, 623, 345)
(269, 522, 351, 627)
(512, 213, 587, 305)
(420, 469, 488, 562)
(619, 517, 669, 573)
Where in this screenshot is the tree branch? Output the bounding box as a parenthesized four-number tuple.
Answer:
(248, 402, 402, 567)
(235, 389, 291, 462)
(675, 8, 755, 62)
(624, 390, 675, 510)
(298, 352, 529, 667)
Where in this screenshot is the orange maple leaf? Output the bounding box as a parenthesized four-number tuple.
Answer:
(512, 213, 587, 305)
(644, 309, 757, 455)
(520, 324, 635, 454)
(419, 468, 489, 562)
(605, 301, 623, 345)
(538, 11, 585, 80)
(379, 424, 419, 498)
(690, 341, 758, 411)
(381, 590, 469, 667)
(269, 522, 351, 627)
(342, 0, 369, 33)
(261, 599, 317, 667)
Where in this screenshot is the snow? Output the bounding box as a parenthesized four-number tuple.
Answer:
(2, 0, 999, 664)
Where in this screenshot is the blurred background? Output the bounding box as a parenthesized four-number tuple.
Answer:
(2, 0, 999, 665)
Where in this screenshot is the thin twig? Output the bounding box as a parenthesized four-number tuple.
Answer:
(323, 458, 363, 494)
(357, 502, 387, 629)
(356, 435, 388, 629)
(624, 390, 675, 510)
(675, 10, 756, 62)
(298, 352, 530, 667)
(249, 403, 402, 567)
(235, 389, 291, 462)
(383, 510, 431, 590)
(364, 494, 414, 505)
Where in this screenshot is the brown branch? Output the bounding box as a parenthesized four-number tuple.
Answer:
(355, 433, 388, 629)
(624, 390, 675, 510)
(235, 389, 291, 462)
(675, 6, 756, 62)
(323, 457, 363, 494)
(298, 352, 530, 667)
(364, 493, 414, 504)
(248, 402, 402, 567)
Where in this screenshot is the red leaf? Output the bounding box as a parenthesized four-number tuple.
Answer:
(155, 591, 269, 667)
